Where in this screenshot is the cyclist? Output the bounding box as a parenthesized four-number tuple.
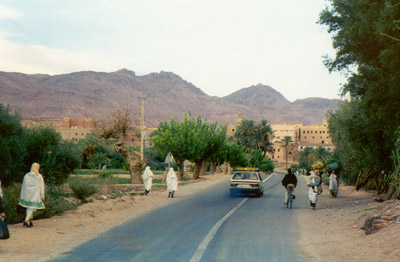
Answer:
(282, 168, 298, 205)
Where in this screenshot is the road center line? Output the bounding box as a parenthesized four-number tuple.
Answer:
(189, 198, 249, 262)
(263, 174, 273, 183)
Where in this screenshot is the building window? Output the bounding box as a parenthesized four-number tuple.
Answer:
(322, 140, 324, 144)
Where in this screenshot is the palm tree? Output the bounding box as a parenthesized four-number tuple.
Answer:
(234, 119, 256, 152)
(234, 119, 274, 156)
(308, 146, 332, 165)
(279, 136, 295, 169)
(254, 120, 274, 156)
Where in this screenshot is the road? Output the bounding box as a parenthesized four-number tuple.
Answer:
(50, 172, 312, 262)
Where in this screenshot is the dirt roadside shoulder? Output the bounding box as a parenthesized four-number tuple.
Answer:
(297, 177, 400, 262)
(0, 174, 229, 262)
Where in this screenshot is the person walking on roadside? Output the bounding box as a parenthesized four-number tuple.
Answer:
(307, 170, 320, 210)
(19, 163, 45, 228)
(166, 168, 178, 198)
(0, 180, 5, 219)
(142, 166, 154, 195)
(328, 169, 339, 197)
(281, 168, 297, 205)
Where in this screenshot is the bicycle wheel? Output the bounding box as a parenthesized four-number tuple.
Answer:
(288, 189, 293, 209)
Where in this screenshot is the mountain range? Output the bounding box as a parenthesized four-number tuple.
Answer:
(0, 69, 341, 127)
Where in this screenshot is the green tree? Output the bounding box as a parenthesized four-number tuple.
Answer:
(225, 141, 248, 168)
(279, 136, 295, 169)
(298, 147, 313, 171)
(153, 118, 189, 180)
(0, 105, 26, 186)
(24, 126, 79, 185)
(234, 119, 274, 155)
(320, 1, 400, 192)
(77, 134, 102, 168)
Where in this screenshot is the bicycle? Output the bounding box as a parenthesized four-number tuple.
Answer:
(286, 184, 295, 209)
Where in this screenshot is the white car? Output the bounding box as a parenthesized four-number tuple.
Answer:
(229, 168, 264, 197)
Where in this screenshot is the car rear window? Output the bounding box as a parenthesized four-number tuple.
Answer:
(232, 172, 258, 180)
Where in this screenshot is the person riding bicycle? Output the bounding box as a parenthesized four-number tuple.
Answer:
(282, 168, 298, 205)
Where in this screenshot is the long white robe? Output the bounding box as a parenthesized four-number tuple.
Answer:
(308, 175, 320, 204)
(329, 174, 339, 197)
(166, 168, 178, 192)
(19, 172, 45, 209)
(142, 166, 154, 191)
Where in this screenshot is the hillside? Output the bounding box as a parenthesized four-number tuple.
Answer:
(0, 69, 341, 127)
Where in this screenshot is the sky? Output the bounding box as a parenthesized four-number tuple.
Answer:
(0, 0, 346, 102)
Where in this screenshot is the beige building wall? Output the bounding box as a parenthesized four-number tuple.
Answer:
(21, 116, 99, 141)
(298, 120, 334, 152)
(58, 128, 93, 141)
(268, 123, 302, 164)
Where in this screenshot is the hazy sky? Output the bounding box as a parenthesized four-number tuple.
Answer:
(0, 0, 345, 102)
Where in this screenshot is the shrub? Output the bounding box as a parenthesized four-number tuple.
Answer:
(35, 184, 78, 219)
(2, 183, 78, 224)
(2, 183, 25, 224)
(68, 178, 98, 201)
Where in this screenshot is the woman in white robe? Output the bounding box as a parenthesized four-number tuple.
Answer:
(142, 166, 154, 195)
(19, 163, 45, 227)
(166, 168, 178, 198)
(328, 169, 339, 197)
(307, 170, 320, 210)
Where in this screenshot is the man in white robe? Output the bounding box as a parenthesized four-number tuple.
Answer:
(166, 168, 178, 198)
(142, 166, 154, 195)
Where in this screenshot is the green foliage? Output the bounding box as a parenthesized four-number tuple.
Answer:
(2, 182, 77, 224)
(259, 158, 274, 173)
(2, 183, 25, 224)
(0, 105, 26, 186)
(22, 126, 80, 186)
(246, 149, 274, 173)
(388, 127, 400, 199)
(279, 136, 295, 169)
(35, 184, 78, 219)
(153, 113, 229, 179)
(298, 147, 333, 172)
(225, 142, 248, 168)
(234, 119, 274, 155)
(320, 1, 400, 192)
(68, 178, 98, 201)
(48, 140, 81, 185)
(23, 126, 61, 171)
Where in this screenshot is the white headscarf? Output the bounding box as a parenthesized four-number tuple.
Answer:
(142, 166, 154, 191)
(166, 168, 178, 192)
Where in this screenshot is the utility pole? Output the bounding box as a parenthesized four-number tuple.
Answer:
(140, 94, 150, 161)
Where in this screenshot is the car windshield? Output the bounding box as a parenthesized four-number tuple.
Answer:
(232, 172, 258, 180)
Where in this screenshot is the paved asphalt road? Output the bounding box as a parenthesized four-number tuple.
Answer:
(50, 172, 313, 262)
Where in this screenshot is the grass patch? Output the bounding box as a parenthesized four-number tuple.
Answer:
(68, 178, 98, 202)
(73, 169, 130, 176)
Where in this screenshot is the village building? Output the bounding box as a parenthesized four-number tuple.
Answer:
(21, 116, 99, 141)
(228, 114, 334, 168)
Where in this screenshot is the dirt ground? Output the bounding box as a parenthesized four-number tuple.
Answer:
(1, 173, 399, 262)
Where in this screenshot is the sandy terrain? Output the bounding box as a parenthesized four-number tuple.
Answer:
(1, 173, 399, 262)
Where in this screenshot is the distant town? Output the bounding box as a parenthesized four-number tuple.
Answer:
(22, 114, 332, 169)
